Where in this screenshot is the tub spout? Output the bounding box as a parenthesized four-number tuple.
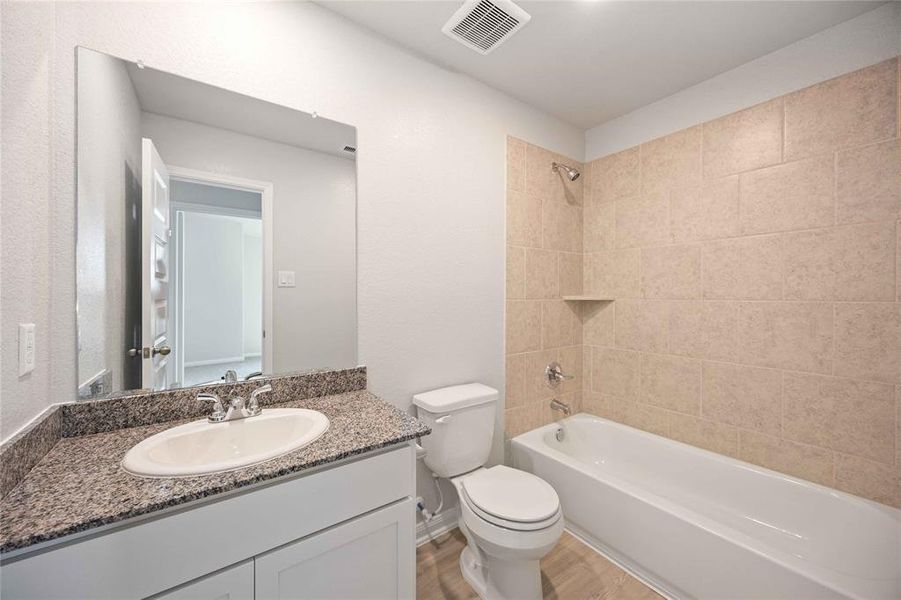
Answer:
(549, 399, 571, 416)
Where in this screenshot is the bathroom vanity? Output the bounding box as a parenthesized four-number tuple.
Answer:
(0, 369, 429, 599)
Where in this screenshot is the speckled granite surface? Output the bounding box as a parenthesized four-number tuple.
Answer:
(0, 389, 429, 554)
(0, 367, 368, 499)
(0, 408, 62, 500)
(61, 367, 368, 437)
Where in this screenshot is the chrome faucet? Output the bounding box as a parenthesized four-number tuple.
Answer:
(198, 383, 272, 423)
(549, 399, 571, 442)
(222, 369, 238, 384)
(549, 399, 571, 416)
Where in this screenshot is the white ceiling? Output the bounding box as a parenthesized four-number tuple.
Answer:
(126, 62, 356, 159)
(320, 1, 884, 128)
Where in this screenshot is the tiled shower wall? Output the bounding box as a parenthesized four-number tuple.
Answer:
(506, 58, 900, 508)
(505, 139, 585, 436)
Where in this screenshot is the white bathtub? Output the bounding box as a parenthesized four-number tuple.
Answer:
(512, 413, 900, 600)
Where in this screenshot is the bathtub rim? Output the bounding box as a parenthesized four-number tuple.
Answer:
(511, 412, 901, 600)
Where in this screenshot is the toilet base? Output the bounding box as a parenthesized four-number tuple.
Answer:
(458, 532, 543, 600)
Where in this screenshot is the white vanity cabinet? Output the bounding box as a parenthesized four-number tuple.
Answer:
(151, 561, 255, 600)
(1, 445, 416, 600)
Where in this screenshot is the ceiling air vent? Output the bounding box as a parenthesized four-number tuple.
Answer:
(442, 0, 531, 55)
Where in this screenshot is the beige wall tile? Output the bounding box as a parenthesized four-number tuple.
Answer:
(670, 177, 740, 243)
(641, 244, 701, 299)
(507, 136, 526, 193)
(703, 235, 783, 300)
(559, 345, 583, 394)
(641, 353, 701, 415)
(784, 59, 897, 161)
(834, 222, 895, 301)
(834, 303, 901, 384)
(739, 431, 834, 487)
(738, 301, 833, 374)
(506, 300, 541, 354)
(591, 347, 641, 401)
(897, 386, 900, 467)
(836, 139, 901, 225)
(584, 199, 615, 252)
(640, 126, 702, 196)
(615, 299, 669, 353)
(834, 453, 900, 508)
(783, 373, 895, 464)
(702, 98, 783, 179)
(585, 249, 640, 298)
(590, 147, 640, 203)
(524, 348, 559, 402)
(898, 223, 901, 301)
(541, 300, 578, 349)
(506, 246, 525, 299)
(615, 192, 669, 248)
(525, 248, 559, 299)
(702, 361, 781, 436)
(669, 301, 740, 362)
(669, 413, 740, 457)
(739, 156, 834, 235)
(784, 222, 895, 301)
(582, 300, 615, 347)
(618, 402, 671, 437)
(542, 195, 583, 252)
(558, 252, 583, 296)
(582, 391, 618, 420)
(507, 189, 542, 247)
(505, 353, 527, 409)
(505, 405, 541, 438)
(525, 143, 555, 200)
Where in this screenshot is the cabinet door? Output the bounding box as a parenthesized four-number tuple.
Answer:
(149, 560, 253, 600)
(255, 499, 414, 600)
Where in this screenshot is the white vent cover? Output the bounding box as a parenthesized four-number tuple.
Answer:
(442, 0, 531, 55)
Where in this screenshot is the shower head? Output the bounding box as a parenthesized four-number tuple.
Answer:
(552, 162, 581, 182)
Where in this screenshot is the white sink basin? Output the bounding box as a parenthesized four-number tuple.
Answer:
(122, 408, 330, 478)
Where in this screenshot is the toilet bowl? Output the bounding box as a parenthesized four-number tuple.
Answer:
(452, 466, 564, 600)
(413, 383, 564, 600)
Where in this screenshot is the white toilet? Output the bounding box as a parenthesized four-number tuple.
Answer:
(413, 383, 563, 600)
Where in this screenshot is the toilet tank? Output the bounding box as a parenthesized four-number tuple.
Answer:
(413, 383, 498, 478)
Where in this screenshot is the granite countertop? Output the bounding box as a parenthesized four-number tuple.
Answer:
(0, 390, 429, 555)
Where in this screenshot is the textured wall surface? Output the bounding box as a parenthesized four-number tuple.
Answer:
(521, 59, 900, 508)
(0, 2, 583, 524)
(504, 138, 585, 438)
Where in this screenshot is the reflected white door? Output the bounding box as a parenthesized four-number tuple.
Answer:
(141, 138, 171, 390)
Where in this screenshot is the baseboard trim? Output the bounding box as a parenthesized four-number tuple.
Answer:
(416, 507, 460, 547)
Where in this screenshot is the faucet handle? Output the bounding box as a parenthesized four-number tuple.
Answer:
(248, 383, 272, 414)
(198, 393, 225, 421)
(546, 361, 574, 388)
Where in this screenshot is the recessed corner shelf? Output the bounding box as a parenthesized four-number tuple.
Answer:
(562, 296, 614, 302)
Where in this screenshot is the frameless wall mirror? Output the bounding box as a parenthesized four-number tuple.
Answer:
(76, 47, 357, 400)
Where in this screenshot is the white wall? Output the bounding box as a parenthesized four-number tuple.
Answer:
(585, 2, 901, 159)
(0, 2, 583, 518)
(243, 229, 262, 357)
(142, 112, 358, 373)
(182, 212, 246, 365)
(75, 48, 142, 392)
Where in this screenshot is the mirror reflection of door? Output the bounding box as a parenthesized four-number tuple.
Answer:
(169, 179, 264, 387)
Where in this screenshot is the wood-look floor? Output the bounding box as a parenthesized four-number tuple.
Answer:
(416, 529, 662, 600)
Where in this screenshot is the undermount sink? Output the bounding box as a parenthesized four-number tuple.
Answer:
(122, 408, 330, 478)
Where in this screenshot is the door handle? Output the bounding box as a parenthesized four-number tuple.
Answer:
(152, 345, 171, 357)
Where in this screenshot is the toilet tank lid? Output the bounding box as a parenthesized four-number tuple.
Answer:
(413, 383, 498, 413)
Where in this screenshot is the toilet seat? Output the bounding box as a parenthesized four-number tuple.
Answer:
(460, 466, 561, 531)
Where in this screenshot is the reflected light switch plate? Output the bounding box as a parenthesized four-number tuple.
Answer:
(277, 271, 296, 288)
(19, 323, 35, 376)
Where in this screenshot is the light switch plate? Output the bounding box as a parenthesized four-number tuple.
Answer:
(277, 271, 296, 288)
(19, 323, 35, 376)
